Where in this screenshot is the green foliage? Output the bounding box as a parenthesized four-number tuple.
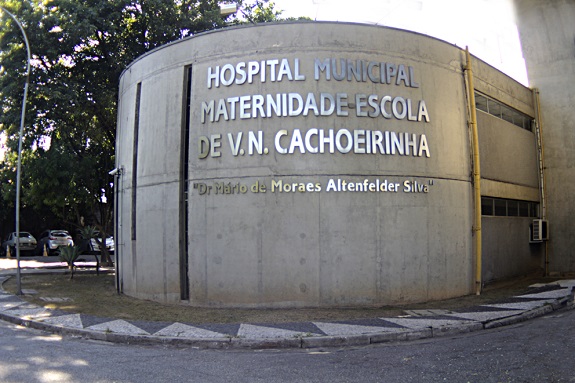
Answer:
(78, 224, 98, 251)
(230, 0, 283, 24)
(0, 0, 285, 237)
(79, 225, 98, 240)
(59, 244, 80, 265)
(59, 244, 81, 279)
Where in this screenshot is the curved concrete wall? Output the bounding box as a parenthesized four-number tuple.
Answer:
(116, 22, 538, 308)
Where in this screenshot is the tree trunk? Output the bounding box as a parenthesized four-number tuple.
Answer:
(100, 240, 112, 266)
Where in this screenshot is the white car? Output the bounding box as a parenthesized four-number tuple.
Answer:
(90, 235, 115, 254)
(2, 232, 37, 256)
(36, 230, 74, 255)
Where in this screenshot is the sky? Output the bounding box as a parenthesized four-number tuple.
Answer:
(272, 0, 528, 85)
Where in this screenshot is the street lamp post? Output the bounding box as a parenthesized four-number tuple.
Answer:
(1, 6, 31, 295)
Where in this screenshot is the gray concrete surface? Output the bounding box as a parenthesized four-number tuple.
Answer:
(516, 0, 575, 274)
(116, 21, 543, 308)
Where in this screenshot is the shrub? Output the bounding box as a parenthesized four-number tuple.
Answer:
(59, 245, 81, 279)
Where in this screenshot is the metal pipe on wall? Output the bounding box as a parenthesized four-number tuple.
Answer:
(113, 169, 122, 294)
(464, 47, 482, 295)
(532, 88, 549, 275)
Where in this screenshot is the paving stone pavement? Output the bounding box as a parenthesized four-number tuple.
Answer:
(0, 274, 573, 349)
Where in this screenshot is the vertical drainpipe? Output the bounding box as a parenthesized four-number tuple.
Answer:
(464, 47, 482, 295)
(532, 88, 548, 275)
(113, 168, 122, 294)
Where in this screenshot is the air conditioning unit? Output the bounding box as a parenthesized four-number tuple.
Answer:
(531, 219, 549, 242)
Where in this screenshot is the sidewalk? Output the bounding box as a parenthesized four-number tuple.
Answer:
(0, 260, 574, 349)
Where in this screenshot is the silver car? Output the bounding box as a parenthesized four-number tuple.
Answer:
(90, 235, 115, 254)
(36, 230, 74, 255)
(2, 232, 38, 256)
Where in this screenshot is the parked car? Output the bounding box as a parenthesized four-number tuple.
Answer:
(90, 235, 115, 254)
(2, 232, 38, 257)
(35, 230, 74, 255)
(75, 229, 114, 255)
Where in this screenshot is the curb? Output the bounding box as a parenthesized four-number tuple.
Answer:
(1, 275, 574, 350)
(1, 301, 573, 350)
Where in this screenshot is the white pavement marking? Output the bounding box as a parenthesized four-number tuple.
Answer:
(556, 279, 575, 288)
(482, 300, 555, 311)
(7, 306, 48, 319)
(403, 309, 453, 316)
(382, 317, 474, 329)
(313, 322, 405, 336)
(238, 324, 320, 339)
(87, 319, 150, 335)
(445, 310, 521, 322)
(0, 301, 26, 310)
(515, 289, 571, 299)
(154, 323, 228, 338)
(42, 314, 84, 329)
(40, 297, 73, 302)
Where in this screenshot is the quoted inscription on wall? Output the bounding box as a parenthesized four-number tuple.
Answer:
(197, 58, 431, 159)
(193, 178, 434, 195)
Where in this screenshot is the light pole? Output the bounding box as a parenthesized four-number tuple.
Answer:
(1, 6, 31, 295)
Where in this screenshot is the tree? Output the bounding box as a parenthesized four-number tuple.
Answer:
(230, 0, 282, 24)
(0, 1, 284, 255)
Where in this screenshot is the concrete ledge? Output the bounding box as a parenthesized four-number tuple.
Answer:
(405, 328, 433, 341)
(432, 322, 484, 337)
(369, 331, 409, 344)
(301, 335, 371, 349)
(484, 305, 554, 329)
(230, 337, 303, 349)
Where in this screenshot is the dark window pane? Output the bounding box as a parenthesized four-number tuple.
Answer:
(481, 197, 493, 216)
(501, 109, 515, 124)
(519, 202, 529, 217)
(476, 94, 488, 113)
(508, 200, 519, 216)
(529, 203, 539, 218)
(494, 199, 507, 216)
(488, 101, 502, 118)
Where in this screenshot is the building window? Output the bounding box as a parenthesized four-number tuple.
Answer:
(494, 199, 507, 216)
(481, 197, 494, 216)
(475, 92, 534, 132)
(518, 201, 529, 217)
(481, 197, 539, 217)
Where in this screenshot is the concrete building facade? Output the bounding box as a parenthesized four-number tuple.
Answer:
(515, 0, 575, 275)
(115, 22, 543, 308)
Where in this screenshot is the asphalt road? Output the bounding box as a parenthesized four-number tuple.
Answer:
(0, 307, 573, 383)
